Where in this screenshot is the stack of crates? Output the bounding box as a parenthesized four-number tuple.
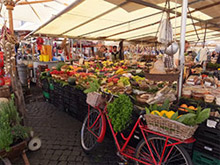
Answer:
(52, 81, 63, 110)
(193, 107, 220, 165)
(68, 87, 79, 117)
(43, 80, 89, 122)
(75, 88, 88, 122)
(62, 85, 71, 113)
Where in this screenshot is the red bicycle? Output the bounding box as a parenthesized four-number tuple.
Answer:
(80, 94, 195, 165)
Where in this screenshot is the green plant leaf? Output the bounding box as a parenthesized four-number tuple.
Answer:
(196, 106, 201, 115)
(177, 113, 196, 123)
(162, 113, 168, 118)
(185, 108, 196, 114)
(195, 108, 210, 124)
(145, 107, 150, 114)
(161, 99, 170, 111)
(171, 111, 179, 120)
(152, 104, 158, 111)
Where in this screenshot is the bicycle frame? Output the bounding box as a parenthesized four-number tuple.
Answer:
(87, 105, 195, 165)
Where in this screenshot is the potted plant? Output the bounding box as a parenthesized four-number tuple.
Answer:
(0, 100, 30, 159)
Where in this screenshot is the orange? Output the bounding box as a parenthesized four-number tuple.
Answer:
(188, 106, 197, 110)
(179, 104, 188, 112)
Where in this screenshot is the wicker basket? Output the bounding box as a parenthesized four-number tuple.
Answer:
(0, 86, 10, 98)
(86, 92, 106, 108)
(145, 114, 198, 140)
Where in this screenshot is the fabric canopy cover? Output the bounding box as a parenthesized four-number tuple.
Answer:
(0, 0, 75, 31)
(33, 0, 220, 42)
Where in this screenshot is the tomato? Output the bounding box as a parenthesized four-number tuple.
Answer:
(0, 68, 4, 76)
(0, 58, 3, 68)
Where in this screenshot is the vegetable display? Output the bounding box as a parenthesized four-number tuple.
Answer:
(145, 100, 210, 126)
(41, 60, 213, 136)
(107, 95, 133, 132)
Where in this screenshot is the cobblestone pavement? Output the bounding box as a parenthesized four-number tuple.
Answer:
(12, 100, 122, 165)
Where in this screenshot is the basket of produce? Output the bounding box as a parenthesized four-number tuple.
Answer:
(145, 114, 198, 140)
(145, 100, 210, 140)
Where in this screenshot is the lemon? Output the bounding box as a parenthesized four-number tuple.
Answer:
(151, 110, 161, 116)
(166, 111, 175, 119)
(160, 110, 168, 116)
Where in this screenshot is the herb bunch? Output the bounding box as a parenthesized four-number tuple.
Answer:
(107, 94, 133, 132)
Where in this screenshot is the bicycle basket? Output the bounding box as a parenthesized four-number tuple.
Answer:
(86, 92, 106, 108)
(145, 114, 198, 140)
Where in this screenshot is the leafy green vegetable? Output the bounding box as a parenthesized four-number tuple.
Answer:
(160, 99, 170, 111)
(107, 95, 133, 132)
(185, 108, 196, 114)
(177, 108, 210, 126)
(195, 108, 210, 124)
(84, 78, 100, 94)
(147, 99, 170, 112)
(145, 107, 150, 114)
(177, 113, 197, 125)
(171, 111, 179, 120)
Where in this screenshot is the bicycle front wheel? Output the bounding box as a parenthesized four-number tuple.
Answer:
(81, 108, 103, 153)
(135, 135, 193, 165)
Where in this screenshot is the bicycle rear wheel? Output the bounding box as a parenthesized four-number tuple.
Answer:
(81, 108, 103, 153)
(135, 135, 193, 165)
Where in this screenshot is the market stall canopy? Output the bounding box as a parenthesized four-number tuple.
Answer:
(0, 0, 75, 31)
(32, 0, 220, 42)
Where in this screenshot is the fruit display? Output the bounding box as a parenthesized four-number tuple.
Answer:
(179, 104, 197, 112)
(41, 61, 177, 105)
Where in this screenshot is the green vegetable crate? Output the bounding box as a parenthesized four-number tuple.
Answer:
(193, 150, 220, 165)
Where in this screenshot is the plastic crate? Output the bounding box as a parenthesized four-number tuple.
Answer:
(62, 85, 71, 97)
(194, 124, 220, 145)
(194, 138, 220, 159)
(69, 103, 79, 118)
(63, 96, 70, 105)
(193, 150, 220, 165)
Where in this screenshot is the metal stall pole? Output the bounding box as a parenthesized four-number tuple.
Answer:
(68, 38, 71, 62)
(178, 0, 188, 99)
(71, 39, 74, 61)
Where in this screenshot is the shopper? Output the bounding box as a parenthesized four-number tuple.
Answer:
(173, 40, 190, 68)
(111, 46, 120, 62)
(96, 45, 105, 59)
(216, 52, 220, 64)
